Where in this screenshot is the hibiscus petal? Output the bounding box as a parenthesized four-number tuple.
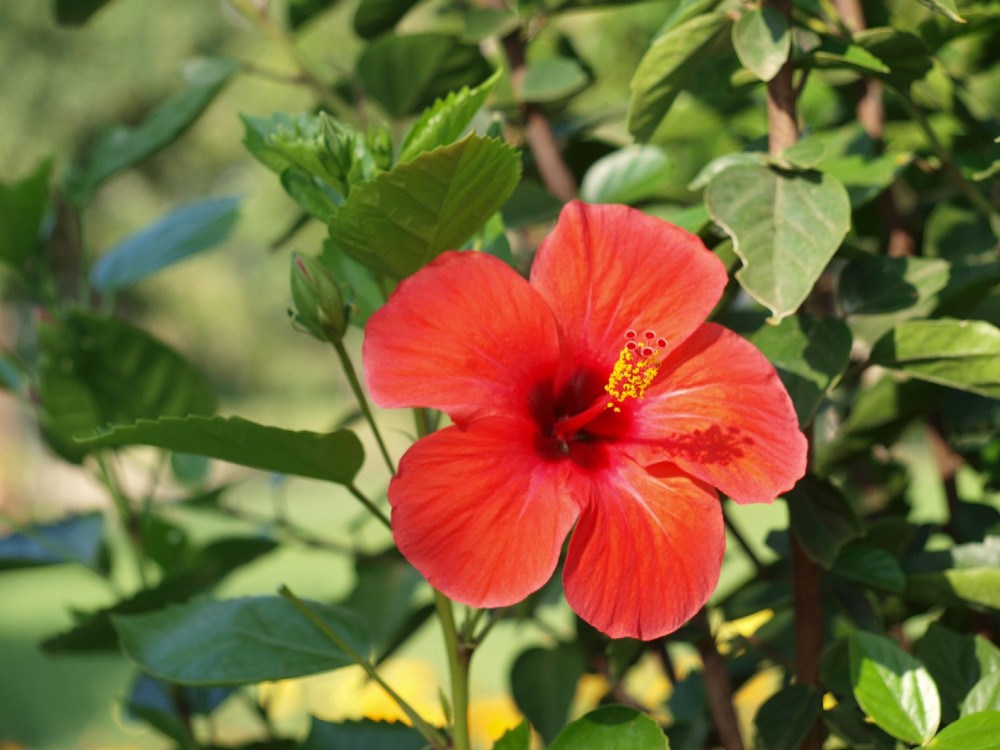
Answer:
(363, 251, 561, 424)
(563, 459, 723, 640)
(630, 323, 807, 504)
(388, 417, 581, 608)
(529, 202, 728, 370)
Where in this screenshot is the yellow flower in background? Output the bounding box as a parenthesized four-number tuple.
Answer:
(716, 608, 774, 655)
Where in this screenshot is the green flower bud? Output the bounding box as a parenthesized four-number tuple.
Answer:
(290, 252, 347, 342)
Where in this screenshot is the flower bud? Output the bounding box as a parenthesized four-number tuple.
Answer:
(290, 252, 347, 342)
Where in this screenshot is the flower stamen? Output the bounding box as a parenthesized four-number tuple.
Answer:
(605, 330, 668, 412)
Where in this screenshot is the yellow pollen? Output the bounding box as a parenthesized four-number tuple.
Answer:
(604, 330, 667, 412)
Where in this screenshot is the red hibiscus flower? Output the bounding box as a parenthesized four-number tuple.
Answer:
(363, 201, 807, 640)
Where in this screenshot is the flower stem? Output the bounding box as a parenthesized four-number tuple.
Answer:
(331, 338, 395, 477)
(94, 453, 150, 589)
(280, 585, 449, 750)
(346, 482, 392, 531)
(435, 591, 471, 750)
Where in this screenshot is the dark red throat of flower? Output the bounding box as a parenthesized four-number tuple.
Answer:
(553, 330, 668, 440)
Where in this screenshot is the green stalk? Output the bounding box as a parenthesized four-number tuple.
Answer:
(345, 482, 392, 531)
(280, 586, 448, 750)
(435, 591, 471, 750)
(332, 338, 396, 477)
(94, 453, 150, 589)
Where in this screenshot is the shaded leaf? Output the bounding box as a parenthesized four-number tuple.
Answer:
(915, 622, 1000, 723)
(833, 546, 906, 593)
(91, 196, 240, 292)
(126, 673, 233, 743)
(820, 151, 912, 208)
(0, 158, 52, 274)
(849, 631, 941, 744)
(114, 596, 369, 685)
(66, 58, 238, 205)
(492, 721, 531, 750)
(787, 475, 864, 568)
(521, 57, 589, 103)
(811, 39, 891, 76)
(926, 711, 1000, 750)
(906, 568, 1000, 609)
(732, 7, 789, 82)
(548, 705, 668, 749)
(328, 134, 520, 279)
(80, 415, 364, 486)
(511, 644, 585, 745)
(915, 0, 965, 23)
(54, 0, 116, 24)
(705, 163, 851, 321)
(754, 684, 822, 750)
(853, 28, 933, 90)
(627, 12, 731, 141)
(869, 319, 1000, 399)
(287, 0, 339, 30)
(0, 513, 104, 570)
(580, 146, 674, 205)
(353, 0, 419, 38)
(304, 718, 426, 750)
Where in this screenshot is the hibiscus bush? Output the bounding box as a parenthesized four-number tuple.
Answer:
(1, 0, 999, 748)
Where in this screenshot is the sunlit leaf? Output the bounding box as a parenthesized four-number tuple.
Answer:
(732, 7, 789, 82)
(926, 711, 1000, 750)
(961, 672, 1000, 716)
(492, 721, 531, 750)
(580, 145, 674, 205)
(916, 623, 1000, 724)
(907, 568, 1000, 610)
(548, 705, 668, 749)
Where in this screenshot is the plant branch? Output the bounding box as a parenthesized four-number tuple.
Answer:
(694, 610, 745, 750)
(345, 483, 392, 531)
(94, 453, 150, 589)
(435, 591, 471, 750)
(331, 338, 396, 477)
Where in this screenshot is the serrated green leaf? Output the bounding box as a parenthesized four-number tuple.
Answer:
(580, 145, 673, 205)
(627, 12, 730, 141)
(732, 7, 789, 82)
(869, 319, 1000, 399)
(399, 68, 502, 163)
(353, 0, 419, 38)
(358, 34, 491, 118)
(511, 645, 585, 744)
(548, 705, 667, 749)
(833, 546, 907, 593)
(304, 718, 426, 750)
(90, 196, 240, 292)
(926, 711, 1000, 749)
(705, 163, 851, 321)
(849, 632, 941, 744)
(0, 513, 104, 570)
(0, 158, 52, 275)
(113, 596, 369, 686)
(916, 0, 966, 23)
(79, 415, 364, 485)
(751, 315, 852, 426)
(787, 475, 864, 568)
(521, 57, 589, 103)
(66, 58, 238, 205)
(328, 134, 520, 279)
(492, 720, 531, 750)
(754, 684, 822, 750)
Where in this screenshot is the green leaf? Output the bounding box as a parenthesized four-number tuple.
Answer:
(780, 139, 827, 169)
(689, 152, 768, 191)
(869, 319, 1000, 399)
(833, 546, 907, 593)
(90, 196, 241, 292)
(126, 675, 232, 744)
(787, 475, 864, 568)
(751, 315, 852, 426)
(287, 0, 339, 30)
(399, 68, 502, 164)
(511, 644, 585, 744)
(492, 721, 531, 750)
(521, 57, 589, 103)
(79, 415, 364, 485)
(906, 568, 1000, 609)
(304, 718, 426, 750)
(853, 28, 933, 90)
(0, 158, 52, 274)
(319, 239, 385, 328)
(849, 631, 941, 744)
(732, 7, 789, 82)
(54, 0, 115, 24)
(66, 58, 238, 205)
(580, 146, 674, 205)
(548, 705, 668, 749)
(0, 513, 104, 570)
(916, 623, 1000, 724)
(353, 0, 420, 38)
(328, 134, 520, 279)
(811, 39, 891, 76)
(839, 256, 951, 344)
(915, 0, 966, 23)
(627, 13, 731, 141)
(962, 672, 1000, 716)
(38, 312, 216, 463)
(753, 684, 822, 750)
(357, 34, 491, 118)
(113, 596, 369, 686)
(705, 164, 851, 321)
(821, 151, 912, 208)
(461, 8, 520, 43)
(926, 711, 1000, 750)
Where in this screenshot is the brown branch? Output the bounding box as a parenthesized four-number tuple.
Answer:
(764, 0, 797, 157)
(694, 611, 745, 750)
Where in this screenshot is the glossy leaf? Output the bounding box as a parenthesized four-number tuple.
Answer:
(0, 513, 104, 570)
(328, 134, 520, 279)
(80, 415, 365, 486)
(705, 163, 851, 321)
(399, 68, 502, 164)
(91, 196, 240, 292)
(732, 7, 789, 82)
(548, 705, 668, 749)
(916, 623, 1000, 724)
(37, 312, 216, 462)
(304, 718, 426, 750)
(521, 57, 589, 103)
(66, 58, 238, 205)
(869, 319, 1000, 399)
(751, 315, 852, 426)
(0, 158, 51, 274)
(906, 568, 1000, 609)
(849, 631, 941, 744)
(511, 644, 585, 744)
(787, 475, 864, 568)
(754, 684, 822, 750)
(926, 711, 1000, 750)
(833, 546, 906, 593)
(580, 146, 674, 205)
(353, 0, 419, 38)
(962, 672, 1000, 716)
(113, 596, 369, 685)
(627, 13, 730, 141)
(357, 34, 491, 118)
(492, 721, 531, 750)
